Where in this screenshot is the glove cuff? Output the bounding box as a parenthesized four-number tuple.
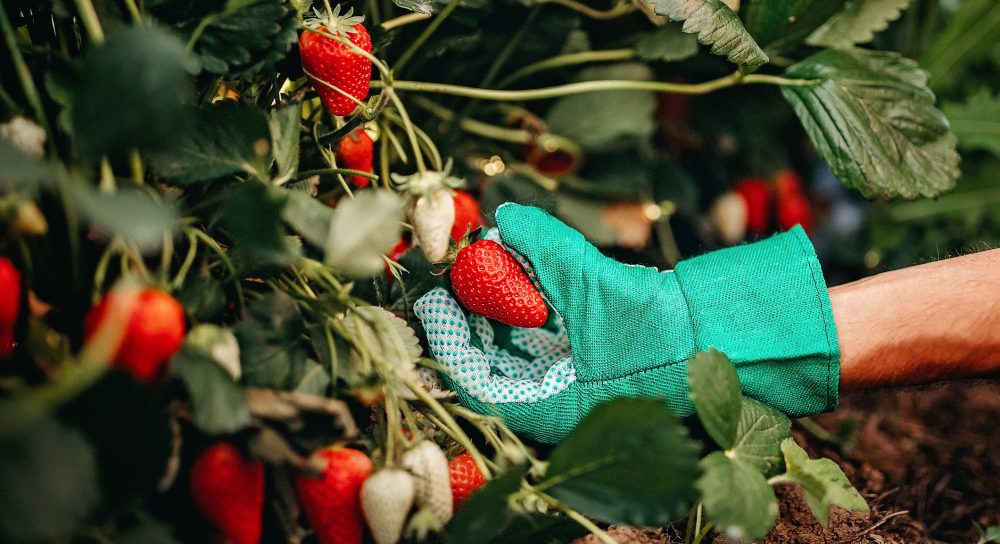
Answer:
(674, 226, 840, 416)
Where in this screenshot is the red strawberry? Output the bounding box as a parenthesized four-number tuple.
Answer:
(733, 177, 773, 236)
(448, 453, 486, 509)
(336, 129, 374, 188)
(296, 447, 373, 544)
(777, 193, 813, 234)
(522, 142, 580, 178)
(0, 257, 21, 358)
(190, 443, 264, 544)
(300, 6, 373, 117)
(449, 190, 482, 241)
(774, 168, 803, 199)
(84, 288, 185, 382)
(449, 240, 547, 328)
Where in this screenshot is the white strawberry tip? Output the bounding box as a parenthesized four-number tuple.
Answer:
(304, 2, 365, 36)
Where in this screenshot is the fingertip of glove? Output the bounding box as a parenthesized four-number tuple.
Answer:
(413, 287, 451, 317)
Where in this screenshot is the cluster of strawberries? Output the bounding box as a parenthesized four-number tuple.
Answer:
(712, 169, 815, 244)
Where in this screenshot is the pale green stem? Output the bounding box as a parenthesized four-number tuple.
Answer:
(74, 0, 106, 43)
(0, 4, 52, 138)
(498, 48, 636, 88)
(394, 0, 462, 73)
(297, 167, 379, 181)
(379, 12, 430, 31)
(536, 0, 636, 19)
(123, 0, 143, 24)
(535, 491, 618, 544)
(388, 90, 427, 173)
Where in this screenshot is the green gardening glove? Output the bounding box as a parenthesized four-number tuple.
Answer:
(414, 203, 840, 444)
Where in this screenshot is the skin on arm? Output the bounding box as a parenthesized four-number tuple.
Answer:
(830, 248, 1000, 391)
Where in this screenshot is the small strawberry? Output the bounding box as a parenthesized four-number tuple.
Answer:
(733, 177, 773, 236)
(296, 447, 373, 544)
(777, 193, 814, 234)
(449, 190, 482, 241)
(710, 191, 748, 245)
(449, 239, 547, 328)
(448, 453, 486, 509)
(411, 190, 454, 263)
(300, 5, 372, 117)
(84, 288, 185, 382)
(336, 129, 374, 188)
(774, 168, 803, 199)
(361, 469, 416, 544)
(190, 443, 265, 544)
(522, 141, 580, 178)
(0, 257, 21, 358)
(401, 441, 453, 525)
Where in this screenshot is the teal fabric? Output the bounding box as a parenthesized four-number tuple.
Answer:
(414, 204, 840, 444)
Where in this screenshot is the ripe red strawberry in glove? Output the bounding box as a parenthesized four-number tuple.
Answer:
(449, 190, 482, 241)
(0, 257, 21, 357)
(190, 443, 265, 544)
(450, 239, 547, 328)
(84, 288, 185, 382)
(448, 453, 486, 508)
(296, 447, 373, 544)
(336, 129, 374, 188)
(300, 5, 372, 117)
(733, 177, 773, 236)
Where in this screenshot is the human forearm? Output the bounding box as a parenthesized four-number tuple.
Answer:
(831, 249, 1000, 391)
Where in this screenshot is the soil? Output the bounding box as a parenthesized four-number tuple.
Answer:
(574, 381, 1000, 544)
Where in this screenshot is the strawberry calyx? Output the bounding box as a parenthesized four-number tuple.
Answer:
(303, 2, 365, 37)
(392, 159, 464, 197)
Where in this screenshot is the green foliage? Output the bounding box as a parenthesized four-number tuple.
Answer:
(269, 102, 303, 185)
(781, 48, 960, 199)
(729, 397, 792, 476)
(540, 398, 701, 526)
(687, 349, 741, 450)
(0, 140, 57, 192)
(68, 185, 178, 251)
(324, 191, 405, 278)
(635, 23, 699, 62)
(921, 0, 1000, 93)
(235, 291, 312, 390)
(172, 340, 252, 435)
(697, 451, 778, 542)
(649, 0, 768, 69)
(221, 181, 298, 269)
(806, 0, 911, 48)
(444, 464, 529, 544)
(777, 439, 869, 527)
(941, 90, 1000, 157)
(743, 0, 845, 54)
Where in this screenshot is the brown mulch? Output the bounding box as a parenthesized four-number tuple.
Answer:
(574, 381, 1000, 544)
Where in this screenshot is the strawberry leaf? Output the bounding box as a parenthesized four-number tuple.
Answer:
(635, 23, 699, 62)
(269, 102, 302, 186)
(325, 190, 405, 278)
(696, 452, 778, 542)
(172, 343, 252, 435)
(742, 0, 845, 54)
(444, 464, 529, 544)
(776, 439, 869, 527)
(807, 0, 912, 48)
(941, 90, 1000, 157)
(919, 0, 1000, 93)
(687, 350, 741, 450)
(648, 0, 768, 69)
(727, 397, 791, 476)
(780, 48, 960, 199)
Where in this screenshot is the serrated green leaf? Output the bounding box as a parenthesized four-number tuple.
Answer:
(270, 102, 301, 185)
(172, 344, 251, 435)
(545, 63, 656, 152)
(70, 26, 192, 161)
(687, 350, 741, 449)
(778, 439, 868, 526)
(295, 360, 332, 396)
(921, 0, 1000, 93)
(221, 181, 297, 269)
(541, 398, 701, 526)
(325, 190, 404, 278)
(780, 47, 960, 199)
(728, 397, 791, 476)
(235, 291, 311, 390)
(445, 464, 529, 544)
(68, 185, 178, 252)
(649, 0, 768, 69)
(149, 101, 270, 185)
(807, 0, 911, 48)
(942, 90, 1000, 157)
(743, 0, 845, 54)
(696, 452, 778, 542)
(282, 189, 333, 248)
(636, 23, 699, 62)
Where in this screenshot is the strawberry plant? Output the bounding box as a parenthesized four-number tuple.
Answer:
(0, 0, 995, 543)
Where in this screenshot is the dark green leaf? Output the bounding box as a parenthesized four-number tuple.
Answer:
(542, 398, 700, 525)
(0, 417, 99, 543)
(295, 360, 331, 396)
(920, 0, 1000, 93)
(941, 90, 1000, 157)
(743, 0, 845, 54)
(687, 349, 741, 449)
(282, 189, 333, 248)
(176, 270, 228, 320)
(445, 464, 529, 544)
(806, 0, 911, 48)
(71, 26, 191, 161)
(649, 0, 768, 69)
(545, 63, 657, 152)
(778, 439, 868, 526)
(325, 190, 405, 278)
(490, 512, 589, 544)
(696, 452, 778, 542)
(0, 140, 57, 192)
(397, 246, 445, 305)
(235, 291, 311, 390)
(780, 48, 960, 199)
(728, 396, 791, 476)
(172, 344, 251, 435)
(270, 102, 301, 185)
(221, 181, 297, 268)
(979, 526, 1000, 544)
(68, 185, 178, 252)
(636, 23, 699, 62)
(149, 101, 270, 185)
(114, 519, 182, 544)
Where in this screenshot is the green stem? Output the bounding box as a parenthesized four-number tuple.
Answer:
(394, 0, 462, 73)
(412, 96, 579, 151)
(297, 168, 379, 181)
(379, 12, 430, 31)
(123, 0, 143, 24)
(388, 90, 427, 173)
(535, 491, 617, 544)
(691, 522, 715, 544)
(497, 48, 636, 88)
(0, 4, 53, 139)
(537, 0, 636, 19)
(74, 0, 106, 43)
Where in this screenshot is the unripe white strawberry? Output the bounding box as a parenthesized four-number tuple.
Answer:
(409, 190, 454, 263)
(401, 441, 453, 525)
(711, 191, 748, 245)
(361, 469, 415, 544)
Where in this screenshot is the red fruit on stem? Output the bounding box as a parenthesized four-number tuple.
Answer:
(732, 178, 774, 236)
(523, 142, 579, 178)
(83, 289, 185, 382)
(449, 239, 547, 328)
(777, 193, 814, 234)
(190, 443, 265, 544)
(300, 6, 373, 117)
(449, 190, 482, 241)
(774, 168, 804, 199)
(296, 447, 374, 544)
(0, 257, 21, 358)
(448, 453, 486, 509)
(336, 129, 374, 188)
